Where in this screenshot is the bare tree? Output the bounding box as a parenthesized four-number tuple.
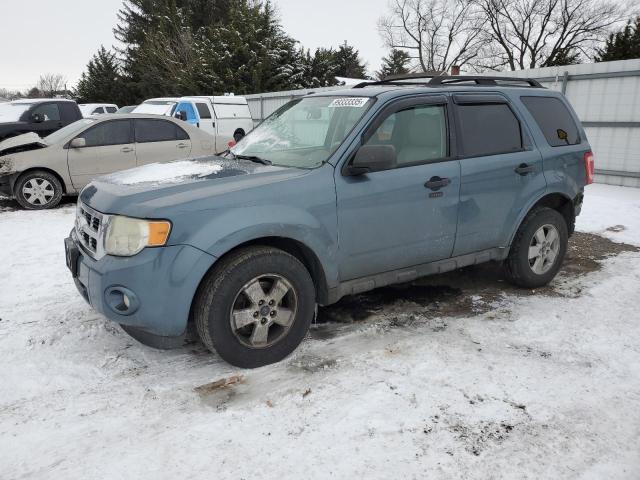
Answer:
(472, 0, 627, 70)
(36, 73, 67, 97)
(378, 0, 490, 73)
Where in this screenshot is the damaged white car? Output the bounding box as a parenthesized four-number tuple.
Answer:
(0, 114, 217, 209)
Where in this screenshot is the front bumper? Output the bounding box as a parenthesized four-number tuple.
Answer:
(67, 230, 216, 343)
(0, 173, 15, 197)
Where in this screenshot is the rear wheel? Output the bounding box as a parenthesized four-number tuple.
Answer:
(14, 170, 63, 210)
(194, 246, 316, 368)
(504, 207, 568, 288)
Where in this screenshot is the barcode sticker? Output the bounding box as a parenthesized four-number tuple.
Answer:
(328, 97, 369, 108)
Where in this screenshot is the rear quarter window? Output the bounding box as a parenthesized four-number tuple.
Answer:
(521, 96, 580, 147)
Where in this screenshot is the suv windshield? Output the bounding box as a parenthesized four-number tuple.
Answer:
(231, 96, 374, 168)
(0, 102, 32, 122)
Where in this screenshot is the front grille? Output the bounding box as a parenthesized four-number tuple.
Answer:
(75, 202, 106, 259)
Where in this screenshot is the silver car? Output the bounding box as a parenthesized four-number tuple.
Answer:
(0, 114, 218, 209)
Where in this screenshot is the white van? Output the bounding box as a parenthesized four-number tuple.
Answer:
(133, 96, 253, 152)
(79, 103, 119, 117)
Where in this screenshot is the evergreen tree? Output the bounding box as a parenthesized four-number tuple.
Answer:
(110, 0, 311, 100)
(75, 47, 126, 104)
(595, 17, 640, 62)
(333, 43, 368, 79)
(301, 48, 339, 88)
(544, 48, 581, 67)
(376, 49, 411, 80)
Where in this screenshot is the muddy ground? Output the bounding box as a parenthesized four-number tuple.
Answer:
(314, 232, 639, 336)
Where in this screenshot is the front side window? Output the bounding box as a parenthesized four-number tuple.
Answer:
(45, 118, 95, 144)
(32, 103, 61, 122)
(232, 96, 374, 168)
(105, 106, 117, 113)
(134, 119, 180, 143)
(458, 104, 522, 157)
(365, 104, 447, 166)
(521, 96, 580, 147)
(79, 120, 132, 147)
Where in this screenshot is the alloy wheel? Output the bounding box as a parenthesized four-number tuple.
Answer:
(528, 224, 561, 275)
(229, 274, 298, 349)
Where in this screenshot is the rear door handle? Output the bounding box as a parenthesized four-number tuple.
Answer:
(515, 163, 536, 176)
(177, 143, 189, 149)
(121, 146, 134, 153)
(424, 176, 451, 191)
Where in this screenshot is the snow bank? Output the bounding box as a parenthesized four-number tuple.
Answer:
(104, 160, 224, 185)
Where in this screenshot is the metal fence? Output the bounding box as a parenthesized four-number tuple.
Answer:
(246, 59, 640, 188)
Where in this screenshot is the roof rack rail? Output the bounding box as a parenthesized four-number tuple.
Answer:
(353, 74, 544, 89)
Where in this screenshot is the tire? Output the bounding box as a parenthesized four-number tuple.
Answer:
(233, 129, 245, 143)
(504, 207, 568, 288)
(194, 246, 316, 368)
(14, 170, 63, 210)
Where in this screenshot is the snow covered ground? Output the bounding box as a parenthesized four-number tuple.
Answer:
(1, 183, 640, 479)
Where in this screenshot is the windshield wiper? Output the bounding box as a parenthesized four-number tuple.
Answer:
(233, 154, 273, 166)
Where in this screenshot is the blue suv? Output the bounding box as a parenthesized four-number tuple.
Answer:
(65, 75, 594, 368)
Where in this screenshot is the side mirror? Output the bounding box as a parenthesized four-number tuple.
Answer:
(31, 112, 44, 123)
(70, 137, 86, 148)
(176, 111, 188, 122)
(347, 145, 397, 176)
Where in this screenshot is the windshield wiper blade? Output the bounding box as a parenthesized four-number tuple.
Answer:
(234, 154, 273, 166)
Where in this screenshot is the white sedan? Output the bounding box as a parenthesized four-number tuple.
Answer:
(0, 114, 218, 209)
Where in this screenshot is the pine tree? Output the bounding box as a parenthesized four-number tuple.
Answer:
(333, 43, 369, 79)
(376, 49, 411, 80)
(302, 48, 339, 88)
(75, 47, 126, 104)
(544, 48, 581, 67)
(595, 17, 640, 62)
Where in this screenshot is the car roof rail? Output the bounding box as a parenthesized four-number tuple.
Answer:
(353, 73, 544, 89)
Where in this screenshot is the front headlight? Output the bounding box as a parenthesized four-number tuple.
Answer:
(104, 216, 171, 257)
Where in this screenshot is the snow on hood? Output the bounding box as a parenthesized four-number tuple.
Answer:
(102, 159, 225, 186)
(0, 132, 47, 156)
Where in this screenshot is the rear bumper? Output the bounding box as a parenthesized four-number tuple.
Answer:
(68, 230, 216, 341)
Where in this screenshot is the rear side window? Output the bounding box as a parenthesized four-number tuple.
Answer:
(134, 119, 185, 142)
(195, 103, 212, 119)
(521, 96, 580, 146)
(80, 120, 132, 147)
(32, 103, 61, 122)
(457, 104, 522, 157)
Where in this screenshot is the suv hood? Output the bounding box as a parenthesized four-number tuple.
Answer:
(0, 132, 47, 156)
(80, 156, 309, 217)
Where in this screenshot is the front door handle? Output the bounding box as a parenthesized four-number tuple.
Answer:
(121, 146, 134, 153)
(515, 163, 536, 176)
(424, 176, 451, 191)
(177, 143, 189, 149)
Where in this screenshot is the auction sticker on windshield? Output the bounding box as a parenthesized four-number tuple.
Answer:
(328, 98, 369, 108)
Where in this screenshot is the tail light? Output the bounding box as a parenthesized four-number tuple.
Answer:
(584, 151, 595, 185)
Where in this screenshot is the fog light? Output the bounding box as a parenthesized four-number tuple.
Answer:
(105, 286, 139, 316)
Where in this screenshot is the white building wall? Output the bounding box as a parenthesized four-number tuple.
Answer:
(245, 60, 640, 187)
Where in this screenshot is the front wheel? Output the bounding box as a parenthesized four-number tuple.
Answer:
(504, 207, 568, 288)
(194, 246, 316, 368)
(14, 170, 63, 210)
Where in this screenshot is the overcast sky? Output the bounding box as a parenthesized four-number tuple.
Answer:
(0, 0, 389, 92)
